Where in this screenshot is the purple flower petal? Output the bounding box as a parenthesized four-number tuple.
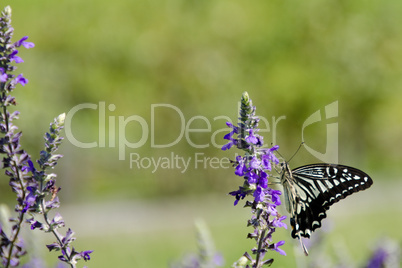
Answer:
(272, 215, 287, 229)
(245, 129, 258, 144)
(0, 68, 7, 82)
(253, 186, 265, 203)
(221, 141, 234, 151)
(258, 172, 268, 188)
(0, 73, 7, 82)
(235, 161, 246, 176)
(273, 240, 286, 256)
(269, 189, 282, 206)
(247, 171, 258, 184)
(249, 156, 261, 169)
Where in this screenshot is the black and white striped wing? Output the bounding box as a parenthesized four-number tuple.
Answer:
(288, 164, 373, 239)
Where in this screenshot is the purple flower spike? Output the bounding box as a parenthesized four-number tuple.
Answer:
(0, 7, 38, 266)
(222, 92, 286, 266)
(0, 7, 91, 266)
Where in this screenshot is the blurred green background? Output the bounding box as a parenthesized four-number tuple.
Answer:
(1, 0, 401, 267)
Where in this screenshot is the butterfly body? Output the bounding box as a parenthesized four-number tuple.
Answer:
(280, 162, 373, 240)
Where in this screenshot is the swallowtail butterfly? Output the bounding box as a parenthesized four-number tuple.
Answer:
(279, 162, 373, 255)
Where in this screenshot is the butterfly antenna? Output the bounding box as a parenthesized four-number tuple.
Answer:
(288, 142, 304, 163)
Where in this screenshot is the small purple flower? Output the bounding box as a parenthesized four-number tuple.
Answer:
(22, 186, 37, 212)
(222, 122, 238, 151)
(61, 228, 75, 245)
(249, 156, 261, 169)
(258, 172, 268, 188)
(79, 250, 93, 261)
(0, 68, 7, 82)
(58, 248, 69, 262)
(268, 189, 282, 206)
(261, 158, 272, 171)
(221, 142, 233, 151)
(366, 247, 388, 268)
(15, 36, 35, 49)
(45, 196, 60, 210)
(261, 146, 280, 171)
(245, 129, 259, 144)
(224, 122, 238, 136)
(272, 216, 287, 229)
(22, 160, 35, 173)
(30, 221, 43, 230)
(234, 156, 247, 176)
(265, 202, 278, 217)
(253, 186, 265, 203)
(246, 171, 258, 184)
(15, 74, 28, 86)
(9, 50, 24, 63)
(46, 243, 61, 252)
(49, 213, 65, 229)
(229, 187, 248, 206)
(272, 241, 286, 256)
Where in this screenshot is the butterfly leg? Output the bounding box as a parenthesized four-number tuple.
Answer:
(268, 181, 281, 185)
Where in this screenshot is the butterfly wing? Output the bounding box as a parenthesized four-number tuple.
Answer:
(289, 164, 373, 239)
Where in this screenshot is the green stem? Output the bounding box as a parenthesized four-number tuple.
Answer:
(3, 105, 27, 268)
(254, 229, 266, 268)
(39, 186, 75, 268)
